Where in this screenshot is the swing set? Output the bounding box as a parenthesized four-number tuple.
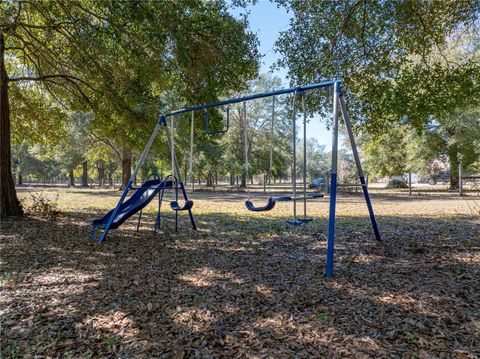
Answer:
(244, 89, 323, 226)
(91, 80, 381, 277)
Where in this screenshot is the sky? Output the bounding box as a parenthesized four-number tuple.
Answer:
(229, 1, 333, 151)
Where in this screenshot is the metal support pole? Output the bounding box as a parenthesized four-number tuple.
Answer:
(326, 82, 339, 277)
(179, 182, 197, 230)
(338, 94, 381, 242)
(170, 116, 178, 231)
(269, 96, 275, 184)
(154, 188, 163, 233)
(98, 120, 162, 243)
(302, 93, 307, 220)
(136, 209, 142, 232)
(293, 94, 297, 220)
(189, 112, 194, 190)
(244, 102, 248, 188)
(171, 117, 175, 183)
(157, 187, 166, 231)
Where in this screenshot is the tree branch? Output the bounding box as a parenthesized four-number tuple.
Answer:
(9, 73, 100, 94)
(15, 21, 77, 30)
(89, 132, 122, 160)
(10, 74, 78, 82)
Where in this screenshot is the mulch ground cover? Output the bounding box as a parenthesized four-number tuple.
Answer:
(1, 188, 479, 358)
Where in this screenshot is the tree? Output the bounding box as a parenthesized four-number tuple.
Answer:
(1, 0, 259, 216)
(361, 111, 480, 189)
(1, 1, 97, 215)
(361, 125, 427, 178)
(221, 74, 291, 187)
(11, 142, 40, 185)
(54, 112, 92, 187)
(299, 138, 329, 180)
(423, 108, 480, 188)
(275, 1, 480, 187)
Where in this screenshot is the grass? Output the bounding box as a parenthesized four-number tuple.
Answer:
(1, 186, 479, 358)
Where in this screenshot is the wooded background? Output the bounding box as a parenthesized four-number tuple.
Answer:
(2, 0, 479, 216)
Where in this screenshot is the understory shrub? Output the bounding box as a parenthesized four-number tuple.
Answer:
(387, 179, 408, 189)
(27, 193, 59, 218)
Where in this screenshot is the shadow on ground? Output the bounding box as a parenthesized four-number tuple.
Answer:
(1, 208, 479, 357)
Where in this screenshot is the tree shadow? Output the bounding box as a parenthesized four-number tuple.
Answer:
(1, 209, 479, 357)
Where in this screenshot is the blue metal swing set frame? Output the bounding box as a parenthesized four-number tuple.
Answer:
(92, 79, 381, 277)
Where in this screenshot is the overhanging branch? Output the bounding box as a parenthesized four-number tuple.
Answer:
(9, 74, 101, 95)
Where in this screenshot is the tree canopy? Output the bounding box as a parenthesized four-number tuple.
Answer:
(276, 0, 480, 187)
(1, 0, 260, 216)
(276, 0, 480, 129)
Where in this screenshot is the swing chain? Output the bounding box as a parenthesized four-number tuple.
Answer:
(243, 101, 250, 200)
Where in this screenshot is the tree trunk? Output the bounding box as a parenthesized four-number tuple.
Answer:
(408, 171, 412, 196)
(69, 170, 75, 187)
(81, 161, 88, 187)
(448, 144, 459, 190)
(0, 33, 23, 216)
(132, 161, 137, 186)
(108, 172, 113, 187)
(122, 149, 132, 189)
(18, 173, 23, 185)
(97, 160, 105, 187)
(458, 159, 463, 196)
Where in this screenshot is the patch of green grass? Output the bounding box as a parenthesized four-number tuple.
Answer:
(403, 331, 416, 342)
(104, 336, 122, 348)
(316, 307, 330, 321)
(5, 341, 21, 359)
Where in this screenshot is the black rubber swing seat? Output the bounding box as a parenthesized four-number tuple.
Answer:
(170, 200, 194, 211)
(245, 193, 324, 212)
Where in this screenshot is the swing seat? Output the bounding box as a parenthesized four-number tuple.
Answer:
(245, 198, 276, 212)
(245, 196, 292, 212)
(170, 200, 194, 211)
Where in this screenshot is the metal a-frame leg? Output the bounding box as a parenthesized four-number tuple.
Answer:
(326, 82, 340, 278)
(179, 182, 197, 230)
(326, 83, 381, 278)
(154, 186, 167, 233)
(338, 95, 381, 242)
(136, 209, 143, 232)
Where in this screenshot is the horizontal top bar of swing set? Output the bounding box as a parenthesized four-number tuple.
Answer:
(161, 80, 340, 120)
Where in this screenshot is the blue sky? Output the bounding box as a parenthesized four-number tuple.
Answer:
(230, 1, 333, 150)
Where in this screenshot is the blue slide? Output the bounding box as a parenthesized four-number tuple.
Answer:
(90, 178, 173, 239)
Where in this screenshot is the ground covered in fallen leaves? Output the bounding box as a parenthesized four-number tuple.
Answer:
(1, 187, 479, 358)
